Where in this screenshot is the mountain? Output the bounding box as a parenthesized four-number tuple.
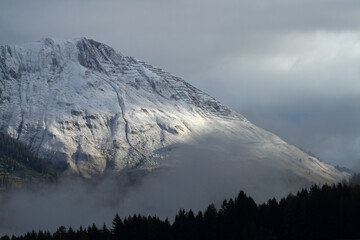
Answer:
(0, 38, 347, 185)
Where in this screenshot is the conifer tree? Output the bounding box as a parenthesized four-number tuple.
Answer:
(111, 213, 123, 239)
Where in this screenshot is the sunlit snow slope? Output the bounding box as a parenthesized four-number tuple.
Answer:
(0, 38, 347, 183)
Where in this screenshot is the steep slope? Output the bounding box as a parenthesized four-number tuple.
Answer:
(0, 38, 347, 184)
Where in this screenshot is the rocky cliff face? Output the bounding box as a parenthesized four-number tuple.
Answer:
(0, 38, 347, 183)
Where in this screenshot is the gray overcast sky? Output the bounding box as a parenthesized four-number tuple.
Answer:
(1, 0, 359, 169)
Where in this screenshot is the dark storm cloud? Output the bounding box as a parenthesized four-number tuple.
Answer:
(241, 97, 360, 169)
(0, 0, 359, 166)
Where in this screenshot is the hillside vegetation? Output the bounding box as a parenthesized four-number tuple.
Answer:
(0, 132, 56, 192)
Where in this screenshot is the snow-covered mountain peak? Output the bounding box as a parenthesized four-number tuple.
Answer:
(0, 38, 348, 185)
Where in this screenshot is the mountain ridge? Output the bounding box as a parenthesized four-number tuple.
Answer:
(0, 37, 348, 184)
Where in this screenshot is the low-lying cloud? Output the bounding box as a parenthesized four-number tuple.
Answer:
(0, 131, 318, 236)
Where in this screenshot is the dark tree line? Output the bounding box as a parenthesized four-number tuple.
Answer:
(2, 182, 360, 240)
(0, 131, 56, 175)
(0, 131, 57, 190)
